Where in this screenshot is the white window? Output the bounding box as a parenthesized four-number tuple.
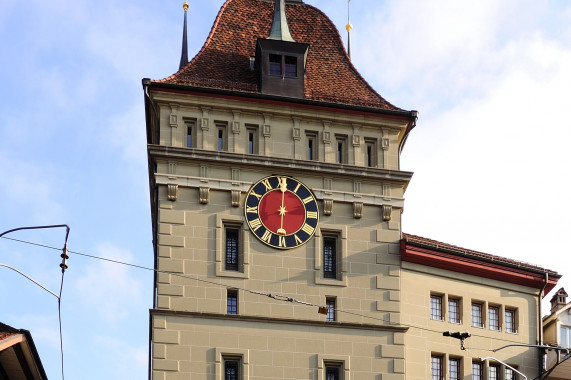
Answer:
(472, 303, 484, 328)
(431, 355, 443, 380)
(449, 358, 460, 380)
(448, 298, 461, 324)
(505, 309, 517, 333)
(489, 306, 500, 331)
(472, 362, 483, 380)
(561, 326, 570, 347)
(430, 295, 443, 321)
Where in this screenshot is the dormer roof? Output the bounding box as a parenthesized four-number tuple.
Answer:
(156, 0, 402, 110)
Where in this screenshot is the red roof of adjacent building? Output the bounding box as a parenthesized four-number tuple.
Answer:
(0, 322, 19, 341)
(402, 233, 560, 294)
(156, 0, 401, 110)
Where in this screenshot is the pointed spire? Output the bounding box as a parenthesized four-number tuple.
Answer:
(346, 0, 352, 60)
(268, 0, 295, 42)
(179, 1, 189, 70)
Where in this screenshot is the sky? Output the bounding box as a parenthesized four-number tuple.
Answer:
(0, 0, 570, 378)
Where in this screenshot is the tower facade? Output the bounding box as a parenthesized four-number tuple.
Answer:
(143, 0, 416, 378)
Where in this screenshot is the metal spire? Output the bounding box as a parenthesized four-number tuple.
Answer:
(346, 0, 353, 60)
(179, 1, 189, 70)
(268, 0, 295, 42)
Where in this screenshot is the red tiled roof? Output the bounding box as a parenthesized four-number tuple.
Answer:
(403, 233, 560, 275)
(156, 0, 401, 110)
(0, 322, 20, 341)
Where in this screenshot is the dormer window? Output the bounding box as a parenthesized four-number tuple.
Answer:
(285, 56, 297, 77)
(269, 54, 282, 75)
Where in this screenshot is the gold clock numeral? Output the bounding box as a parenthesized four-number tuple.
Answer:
(294, 234, 303, 245)
(249, 191, 262, 200)
(301, 223, 315, 235)
(261, 230, 272, 243)
(293, 183, 301, 193)
(249, 218, 263, 232)
(307, 211, 318, 219)
(278, 235, 287, 248)
(246, 206, 258, 214)
(302, 196, 314, 204)
(262, 179, 273, 191)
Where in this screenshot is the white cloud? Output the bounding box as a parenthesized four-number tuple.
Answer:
(105, 103, 148, 168)
(74, 244, 145, 323)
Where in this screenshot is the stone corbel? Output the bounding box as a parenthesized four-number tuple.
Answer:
(382, 205, 392, 221)
(199, 187, 210, 204)
(323, 199, 334, 216)
(167, 184, 178, 202)
(231, 190, 241, 207)
(353, 202, 363, 219)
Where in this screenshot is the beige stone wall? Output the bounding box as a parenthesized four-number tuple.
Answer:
(402, 261, 540, 379)
(149, 90, 412, 378)
(152, 313, 406, 380)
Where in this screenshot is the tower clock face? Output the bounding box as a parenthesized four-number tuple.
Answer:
(244, 175, 319, 249)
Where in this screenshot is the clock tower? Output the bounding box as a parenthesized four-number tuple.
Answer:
(143, 0, 417, 378)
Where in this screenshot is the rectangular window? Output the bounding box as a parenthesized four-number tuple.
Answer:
(225, 227, 240, 271)
(335, 136, 348, 164)
(364, 138, 377, 167)
(505, 309, 516, 333)
(224, 356, 241, 380)
(323, 236, 338, 279)
(284, 56, 297, 77)
(448, 298, 461, 324)
(324, 363, 343, 380)
(489, 364, 499, 380)
(472, 362, 482, 380)
(472, 303, 483, 328)
(227, 289, 238, 315)
(186, 120, 196, 148)
(449, 358, 460, 380)
(269, 54, 282, 76)
(246, 126, 258, 154)
(430, 295, 443, 321)
(489, 306, 500, 331)
(431, 355, 443, 380)
(326, 297, 336, 322)
(562, 326, 570, 348)
(307, 132, 318, 161)
(505, 367, 516, 380)
(217, 124, 228, 151)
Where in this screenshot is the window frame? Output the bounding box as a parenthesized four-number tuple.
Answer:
(561, 326, 570, 348)
(489, 363, 500, 380)
(448, 297, 461, 324)
(185, 118, 197, 148)
(216, 349, 248, 380)
(505, 308, 517, 333)
(246, 125, 259, 155)
(284, 55, 297, 78)
(306, 131, 318, 161)
(489, 305, 500, 331)
(431, 355, 443, 380)
(225, 227, 240, 271)
(314, 225, 347, 286)
(216, 216, 250, 279)
(227, 289, 238, 315)
(430, 294, 444, 321)
(472, 302, 484, 328)
(449, 357, 461, 380)
(323, 235, 339, 280)
(216, 123, 228, 151)
(326, 297, 336, 322)
(472, 362, 483, 380)
(364, 138, 377, 167)
(269, 54, 282, 76)
(335, 135, 348, 164)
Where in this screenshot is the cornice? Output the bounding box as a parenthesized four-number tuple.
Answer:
(150, 309, 409, 332)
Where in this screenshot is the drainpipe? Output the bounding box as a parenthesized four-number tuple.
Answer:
(538, 273, 548, 380)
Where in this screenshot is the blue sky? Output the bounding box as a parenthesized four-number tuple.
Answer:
(1, 0, 570, 378)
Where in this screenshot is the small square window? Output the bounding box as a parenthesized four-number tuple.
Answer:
(269, 54, 282, 76)
(448, 298, 461, 324)
(284, 56, 297, 77)
(227, 289, 238, 315)
(225, 227, 240, 271)
(326, 297, 336, 322)
(449, 358, 460, 380)
(323, 236, 338, 279)
(217, 124, 228, 151)
(246, 126, 259, 154)
(335, 136, 348, 164)
(472, 303, 484, 328)
(430, 294, 443, 321)
(489, 306, 500, 331)
(505, 309, 517, 333)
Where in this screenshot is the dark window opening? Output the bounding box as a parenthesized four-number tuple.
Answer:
(326, 297, 336, 322)
(187, 126, 193, 148)
(269, 54, 282, 76)
(285, 56, 297, 77)
(224, 359, 239, 380)
(227, 290, 238, 315)
(225, 228, 239, 271)
(323, 237, 337, 279)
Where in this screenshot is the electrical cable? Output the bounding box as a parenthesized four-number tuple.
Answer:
(0, 234, 538, 351)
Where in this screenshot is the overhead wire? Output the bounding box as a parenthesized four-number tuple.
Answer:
(1, 234, 540, 355)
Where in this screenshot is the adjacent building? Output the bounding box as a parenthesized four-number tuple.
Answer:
(143, 0, 562, 379)
(543, 288, 571, 378)
(0, 322, 48, 380)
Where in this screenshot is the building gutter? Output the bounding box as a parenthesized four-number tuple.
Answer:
(538, 272, 549, 380)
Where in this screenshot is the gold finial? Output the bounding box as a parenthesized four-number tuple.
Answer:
(183, 0, 189, 11)
(346, 23, 353, 33)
